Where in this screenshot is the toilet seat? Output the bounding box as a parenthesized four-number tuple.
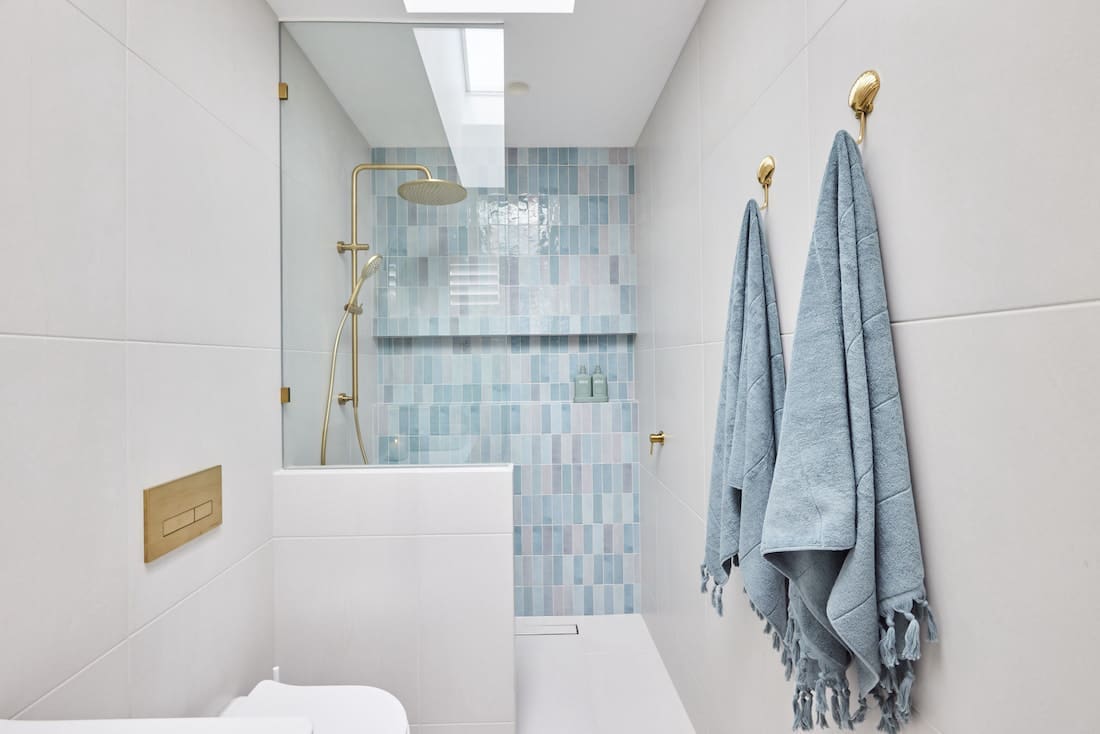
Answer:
(222, 681, 409, 734)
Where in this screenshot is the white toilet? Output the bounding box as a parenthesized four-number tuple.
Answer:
(221, 680, 409, 734)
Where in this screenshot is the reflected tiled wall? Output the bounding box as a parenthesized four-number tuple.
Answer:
(371, 147, 636, 336)
(370, 147, 638, 615)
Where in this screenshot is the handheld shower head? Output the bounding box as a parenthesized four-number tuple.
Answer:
(345, 255, 384, 313)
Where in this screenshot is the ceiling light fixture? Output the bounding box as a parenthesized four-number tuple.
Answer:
(404, 0, 575, 12)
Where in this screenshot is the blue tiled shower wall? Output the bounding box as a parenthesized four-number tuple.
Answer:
(371, 148, 638, 615)
(371, 147, 636, 337)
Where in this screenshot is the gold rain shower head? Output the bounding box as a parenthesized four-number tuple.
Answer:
(398, 177, 468, 206)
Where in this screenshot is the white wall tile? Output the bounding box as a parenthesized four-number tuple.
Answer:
(651, 482, 706, 733)
(639, 469, 659, 616)
(16, 644, 130, 721)
(697, 0, 805, 153)
(0, 336, 128, 718)
(129, 544, 273, 718)
(700, 52, 810, 342)
(126, 0, 278, 163)
(635, 347, 657, 475)
(126, 56, 280, 349)
(418, 534, 515, 725)
(273, 466, 514, 537)
(645, 31, 703, 350)
(651, 346, 705, 517)
(804, 0, 845, 41)
(67, 0, 125, 41)
(0, 0, 126, 340)
(411, 726, 515, 734)
(126, 342, 279, 630)
(806, 0, 1100, 321)
(887, 303, 1100, 731)
(273, 537, 422, 722)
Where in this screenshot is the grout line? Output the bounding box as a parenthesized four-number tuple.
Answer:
(129, 540, 273, 636)
(0, 332, 282, 352)
(890, 297, 1100, 327)
(12, 638, 130, 720)
(273, 532, 513, 540)
(12, 540, 272, 720)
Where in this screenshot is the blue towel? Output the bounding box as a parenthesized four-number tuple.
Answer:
(761, 131, 936, 732)
(701, 201, 789, 663)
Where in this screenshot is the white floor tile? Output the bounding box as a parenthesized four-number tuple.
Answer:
(516, 615, 694, 734)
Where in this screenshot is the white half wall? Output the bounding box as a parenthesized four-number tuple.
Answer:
(272, 466, 517, 734)
(635, 1, 1100, 733)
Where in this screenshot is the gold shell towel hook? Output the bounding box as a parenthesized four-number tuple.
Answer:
(757, 155, 775, 210)
(848, 70, 881, 144)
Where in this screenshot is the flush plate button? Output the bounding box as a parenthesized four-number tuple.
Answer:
(143, 466, 223, 562)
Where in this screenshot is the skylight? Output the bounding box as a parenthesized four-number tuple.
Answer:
(404, 0, 575, 12)
(463, 28, 503, 94)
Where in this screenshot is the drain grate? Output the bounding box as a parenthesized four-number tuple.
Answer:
(514, 623, 580, 636)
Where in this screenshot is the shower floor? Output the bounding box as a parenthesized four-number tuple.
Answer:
(515, 615, 695, 734)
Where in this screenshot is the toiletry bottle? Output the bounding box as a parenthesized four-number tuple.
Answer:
(574, 365, 592, 401)
(591, 365, 608, 401)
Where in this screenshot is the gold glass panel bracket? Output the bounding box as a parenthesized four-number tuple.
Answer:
(757, 156, 776, 210)
(848, 70, 881, 145)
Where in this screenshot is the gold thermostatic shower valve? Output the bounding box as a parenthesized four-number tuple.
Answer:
(649, 431, 666, 455)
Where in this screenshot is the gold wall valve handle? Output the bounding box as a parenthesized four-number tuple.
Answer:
(649, 431, 665, 455)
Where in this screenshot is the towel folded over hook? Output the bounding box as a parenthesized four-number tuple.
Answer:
(761, 130, 936, 733)
(700, 200, 790, 665)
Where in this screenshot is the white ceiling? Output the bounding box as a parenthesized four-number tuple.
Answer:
(267, 0, 706, 147)
(285, 23, 450, 148)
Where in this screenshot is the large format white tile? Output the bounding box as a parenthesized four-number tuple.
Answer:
(639, 469, 659, 616)
(126, 0, 278, 162)
(804, 0, 845, 41)
(700, 52, 811, 342)
(645, 31, 703, 350)
(129, 544, 273, 718)
(697, 0, 805, 153)
(411, 726, 514, 734)
(0, 0, 126, 340)
(651, 346, 705, 517)
(633, 139, 656, 355)
(126, 56, 280, 349)
(273, 537, 422, 723)
(634, 347, 657, 475)
(887, 303, 1100, 732)
(517, 615, 692, 734)
(126, 342, 279, 630)
(273, 466, 514, 537)
(418, 534, 515, 725)
(16, 644, 130, 721)
(651, 484, 706, 733)
(67, 0, 125, 40)
(807, 0, 1100, 321)
(0, 336, 127, 718)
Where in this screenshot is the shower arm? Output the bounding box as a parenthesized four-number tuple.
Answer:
(337, 163, 434, 254)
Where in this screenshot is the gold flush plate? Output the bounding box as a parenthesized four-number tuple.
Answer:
(143, 466, 223, 563)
